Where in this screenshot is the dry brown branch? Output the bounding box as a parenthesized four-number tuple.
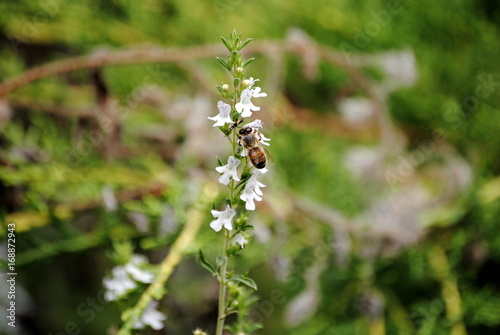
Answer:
(0, 41, 397, 150)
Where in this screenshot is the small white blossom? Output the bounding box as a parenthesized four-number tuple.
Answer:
(103, 254, 154, 301)
(240, 173, 266, 211)
(244, 119, 264, 129)
(210, 205, 236, 232)
(133, 301, 167, 331)
(247, 77, 259, 88)
(208, 101, 233, 127)
(103, 267, 137, 301)
(125, 255, 154, 283)
(235, 87, 267, 118)
(232, 233, 249, 248)
(236, 89, 258, 117)
(252, 87, 267, 98)
(215, 156, 241, 185)
(259, 133, 271, 146)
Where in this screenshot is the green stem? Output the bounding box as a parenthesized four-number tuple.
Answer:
(216, 229, 231, 335)
(215, 61, 243, 335)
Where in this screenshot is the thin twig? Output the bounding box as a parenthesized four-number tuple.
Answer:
(0, 40, 397, 153)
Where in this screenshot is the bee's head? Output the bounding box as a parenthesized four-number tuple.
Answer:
(239, 127, 253, 135)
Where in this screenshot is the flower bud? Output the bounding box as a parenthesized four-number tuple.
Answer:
(236, 67, 244, 74)
(241, 79, 251, 88)
(222, 84, 229, 91)
(193, 329, 208, 335)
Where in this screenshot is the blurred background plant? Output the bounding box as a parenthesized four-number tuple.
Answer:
(1, 0, 500, 334)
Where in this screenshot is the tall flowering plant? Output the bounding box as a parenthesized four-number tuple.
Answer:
(201, 30, 271, 335)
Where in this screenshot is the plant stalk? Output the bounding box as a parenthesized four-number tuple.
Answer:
(215, 229, 231, 335)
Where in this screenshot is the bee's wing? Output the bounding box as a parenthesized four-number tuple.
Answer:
(263, 147, 275, 164)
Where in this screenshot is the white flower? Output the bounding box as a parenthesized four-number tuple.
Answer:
(125, 255, 154, 283)
(248, 77, 259, 87)
(133, 300, 167, 330)
(232, 233, 249, 248)
(210, 205, 236, 232)
(252, 87, 267, 98)
(259, 132, 271, 146)
(103, 266, 137, 301)
(244, 119, 264, 129)
(208, 101, 233, 127)
(103, 254, 154, 301)
(235, 87, 267, 118)
(215, 156, 241, 185)
(240, 173, 266, 211)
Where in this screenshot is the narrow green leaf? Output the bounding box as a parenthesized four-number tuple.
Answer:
(198, 249, 217, 275)
(216, 156, 223, 166)
(238, 38, 253, 50)
(230, 274, 258, 290)
(220, 36, 232, 51)
(241, 224, 254, 231)
(215, 85, 223, 94)
(233, 77, 240, 88)
(243, 58, 255, 67)
(215, 57, 231, 71)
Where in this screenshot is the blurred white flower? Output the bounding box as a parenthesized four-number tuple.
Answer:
(338, 98, 375, 126)
(210, 205, 236, 232)
(358, 185, 430, 258)
(375, 50, 417, 88)
(103, 267, 137, 301)
(232, 233, 248, 248)
(103, 254, 154, 301)
(208, 101, 233, 127)
(240, 172, 266, 211)
(344, 146, 380, 181)
(102, 185, 117, 212)
(133, 300, 166, 330)
(215, 156, 241, 185)
(125, 255, 154, 283)
(235, 87, 267, 118)
(128, 211, 149, 233)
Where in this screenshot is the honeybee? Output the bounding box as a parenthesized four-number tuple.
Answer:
(238, 126, 268, 169)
